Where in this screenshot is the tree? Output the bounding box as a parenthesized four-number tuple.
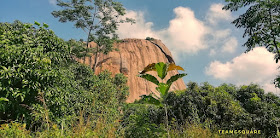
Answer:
(0, 21, 129, 132)
(223, 0, 280, 60)
(236, 84, 280, 137)
(52, 0, 135, 72)
(0, 20, 70, 125)
(223, 0, 280, 88)
(138, 62, 187, 138)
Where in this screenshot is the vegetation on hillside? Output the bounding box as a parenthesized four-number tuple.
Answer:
(0, 0, 279, 137)
(0, 22, 279, 138)
(0, 21, 128, 137)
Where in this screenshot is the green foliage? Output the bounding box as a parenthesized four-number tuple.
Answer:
(138, 62, 186, 137)
(145, 37, 155, 41)
(121, 104, 166, 138)
(138, 62, 187, 103)
(0, 20, 70, 125)
(2, 16, 280, 137)
(223, 0, 280, 59)
(235, 84, 280, 137)
(66, 39, 89, 59)
(125, 82, 279, 138)
(0, 97, 8, 102)
(139, 74, 159, 85)
(0, 21, 129, 134)
(165, 82, 280, 137)
(52, 0, 135, 72)
(223, 0, 280, 88)
(138, 95, 161, 106)
(0, 122, 31, 138)
(169, 123, 223, 138)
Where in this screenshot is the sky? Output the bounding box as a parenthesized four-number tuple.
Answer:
(1, 0, 279, 95)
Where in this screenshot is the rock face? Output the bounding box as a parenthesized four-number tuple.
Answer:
(78, 38, 186, 103)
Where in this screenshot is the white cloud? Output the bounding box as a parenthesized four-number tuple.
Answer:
(221, 37, 238, 53)
(117, 7, 209, 54)
(214, 29, 231, 40)
(206, 60, 232, 79)
(115, 4, 280, 94)
(117, 10, 158, 39)
(209, 49, 217, 56)
(206, 30, 238, 56)
(206, 3, 233, 25)
(263, 83, 279, 94)
(49, 0, 56, 5)
(116, 4, 237, 61)
(165, 7, 209, 54)
(204, 4, 237, 55)
(205, 47, 280, 94)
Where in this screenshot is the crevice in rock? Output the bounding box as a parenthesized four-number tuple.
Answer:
(148, 40, 175, 64)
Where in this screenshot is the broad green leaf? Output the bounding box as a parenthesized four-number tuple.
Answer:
(139, 63, 156, 74)
(43, 23, 49, 28)
(139, 94, 161, 106)
(155, 62, 168, 79)
(156, 83, 170, 98)
(167, 73, 187, 86)
(168, 63, 185, 71)
(138, 74, 159, 85)
(0, 97, 9, 102)
(34, 21, 40, 26)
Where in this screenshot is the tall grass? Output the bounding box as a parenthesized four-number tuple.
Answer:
(0, 111, 122, 138)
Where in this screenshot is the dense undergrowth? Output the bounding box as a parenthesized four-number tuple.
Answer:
(1, 21, 280, 138)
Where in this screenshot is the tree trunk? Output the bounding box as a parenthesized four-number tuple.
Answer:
(164, 104, 170, 138)
(83, 29, 92, 64)
(92, 45, 100, 73)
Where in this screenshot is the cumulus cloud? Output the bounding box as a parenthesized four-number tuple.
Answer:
(205, 4, 238, 55)
(209, 49, 217, 56)
(206, 3, 233, 25)
(116, 10, 158, 39)
(221, 37, 238, 53)
(205, 47, 280, 94)
(165, 7, 209, 54)
(116, 3, 236, 60)
(117, 7, 209, 54)
(49, 0, 56, 5)
(207, 30, 238, 56)
(213, 29, 231, 40)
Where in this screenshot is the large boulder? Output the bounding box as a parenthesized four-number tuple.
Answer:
(78, 38, 186, 103)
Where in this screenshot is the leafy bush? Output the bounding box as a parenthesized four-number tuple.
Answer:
(169, 123, 223, 138)
(1, 20, 279, 138)
(145, 37, 155, 41)
(165, 82, 280, 137)
(0, 20, 70, 125)
(0, 21, 129, 133)
(0, 122, 31, 138)
(121, 104, 166, 138)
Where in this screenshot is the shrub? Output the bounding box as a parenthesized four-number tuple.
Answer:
(121, 104, 166, 138)
(0, 122, 31, 138)
(0, 21, 129, 133)
(0, 20, 70, 126)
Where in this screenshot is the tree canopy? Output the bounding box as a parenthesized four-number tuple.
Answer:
(52, 0, 135, 72)
(0, 21, 129, 133)
(223, 0, 280, 61)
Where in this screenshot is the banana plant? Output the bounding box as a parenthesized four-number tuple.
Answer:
(138, 62, 187, 106)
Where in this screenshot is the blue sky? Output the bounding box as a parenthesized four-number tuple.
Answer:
(1, 0, 279, 94)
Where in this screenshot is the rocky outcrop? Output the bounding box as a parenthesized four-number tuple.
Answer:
(78, 38, 186, 103)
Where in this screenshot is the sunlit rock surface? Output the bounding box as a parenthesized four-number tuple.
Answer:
(78, 38, 186, 103)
